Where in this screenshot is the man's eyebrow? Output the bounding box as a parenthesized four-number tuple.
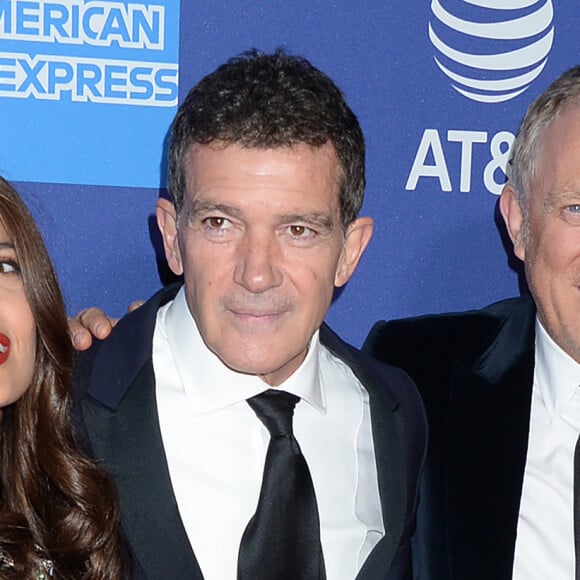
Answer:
(0, 242, 15, 250)
(544, 189, 580, 210)
(186, 201, 243, 219)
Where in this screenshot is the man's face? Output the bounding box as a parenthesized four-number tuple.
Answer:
(157, 142, 372, 385)
(501, 103, 580, 361)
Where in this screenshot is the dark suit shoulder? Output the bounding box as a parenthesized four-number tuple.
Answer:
(364, 297, 536, 580)
(74, 284, 182, 410)
(363, 295, 532, 374)
(363, 299, 537, 580)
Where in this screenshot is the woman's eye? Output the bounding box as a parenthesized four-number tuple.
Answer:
(0, 259, 19, 274)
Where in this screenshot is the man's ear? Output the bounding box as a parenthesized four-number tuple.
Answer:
(156, 198, 184, 276)
(499, 184, 526, 261)
(335, 217, 374, 287)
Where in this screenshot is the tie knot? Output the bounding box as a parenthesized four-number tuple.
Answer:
(247, 389, 299, 436)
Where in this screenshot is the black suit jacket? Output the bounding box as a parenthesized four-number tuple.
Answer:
(75, 284, 427, 580)
(363, 295, 536, 580)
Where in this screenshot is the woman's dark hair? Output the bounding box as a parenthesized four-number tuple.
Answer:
(0, 177, 124, 579)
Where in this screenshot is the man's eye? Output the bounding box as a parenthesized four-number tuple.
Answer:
(203, 216, 230, 229)
(288, 225, 314, 237)
(565, 204, 580, 213)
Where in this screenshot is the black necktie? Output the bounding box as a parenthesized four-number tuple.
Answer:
(574, 434, 580, 580)
(237, 389, 326, 580)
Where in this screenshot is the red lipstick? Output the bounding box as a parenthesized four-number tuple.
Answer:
(0, 333, 10, 364)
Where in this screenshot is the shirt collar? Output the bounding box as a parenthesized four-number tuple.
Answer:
(535, 317, 580, 421)
(162, 287, 325, 416)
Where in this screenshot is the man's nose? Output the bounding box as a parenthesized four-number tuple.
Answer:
(233, 231, 283, 293)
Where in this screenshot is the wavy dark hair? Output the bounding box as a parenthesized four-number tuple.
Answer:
(0, 178, 124, 579)
(168, 48, 365, 231)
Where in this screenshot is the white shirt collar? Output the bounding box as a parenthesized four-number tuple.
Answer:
(160, 287, 325, 416)
(535, 317, 580, 421)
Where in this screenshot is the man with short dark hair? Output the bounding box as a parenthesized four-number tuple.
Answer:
(76, 50, 426, 580)
(365, 65, 580, 580)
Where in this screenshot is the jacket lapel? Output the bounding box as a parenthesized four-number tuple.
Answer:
(357, 387, 408, 579)
(446, 297, 536, 579)
(81, 285, 204, 579)
(320, 325, 409, 579)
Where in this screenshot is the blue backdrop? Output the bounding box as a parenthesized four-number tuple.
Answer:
(0, 0, 577, 347)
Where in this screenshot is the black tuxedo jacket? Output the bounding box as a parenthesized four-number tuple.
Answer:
(363, 295, 536, 580)
(75, 284, 427, 580)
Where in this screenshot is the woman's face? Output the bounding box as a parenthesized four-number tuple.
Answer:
(0, 220, 36, 409)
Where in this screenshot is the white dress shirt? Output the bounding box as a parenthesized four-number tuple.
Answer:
(513, 319, 580, 579)
(153, 288, 384, 580)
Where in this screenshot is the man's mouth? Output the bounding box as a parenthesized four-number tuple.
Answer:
(233, 310, 279, 317)
(230, 308, 286, 320)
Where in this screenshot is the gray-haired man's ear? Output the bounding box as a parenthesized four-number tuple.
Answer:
(499, 184, 526, 262)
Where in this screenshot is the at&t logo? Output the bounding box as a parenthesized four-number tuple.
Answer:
(429, 0, 554, 103)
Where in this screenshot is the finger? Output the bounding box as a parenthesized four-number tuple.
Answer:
(128, 300, 145, 313)
(69, 316, 94, 351)
(77, 307, 118, 339)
